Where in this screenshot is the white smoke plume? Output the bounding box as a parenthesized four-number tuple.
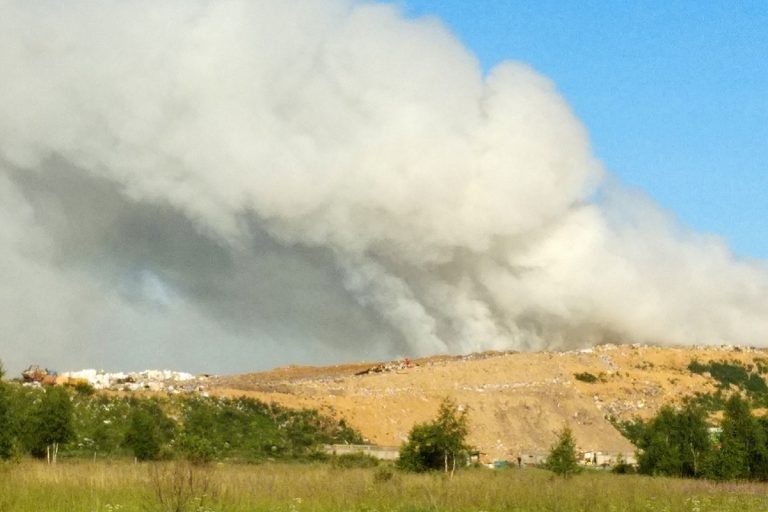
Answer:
(1, 0, 766, 374)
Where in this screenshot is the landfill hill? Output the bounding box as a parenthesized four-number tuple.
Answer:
(209, 344, 768, 462)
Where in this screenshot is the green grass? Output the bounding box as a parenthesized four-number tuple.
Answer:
(1, 460, 768, 512)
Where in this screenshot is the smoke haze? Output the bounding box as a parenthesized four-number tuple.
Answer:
(1, 0, 767, 374)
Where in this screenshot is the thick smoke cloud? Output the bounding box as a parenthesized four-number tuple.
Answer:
(1, 0, 766, 374)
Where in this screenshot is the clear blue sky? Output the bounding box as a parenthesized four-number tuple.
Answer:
(401, 1, 768, 259)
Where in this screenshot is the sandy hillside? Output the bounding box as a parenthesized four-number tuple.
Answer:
(210, 344, 768, 462)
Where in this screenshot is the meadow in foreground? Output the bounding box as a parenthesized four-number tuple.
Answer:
(1, 460, 768, 512)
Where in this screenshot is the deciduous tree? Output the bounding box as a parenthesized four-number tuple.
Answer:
(124, 400, 174, 461)
(706, 395, 768, 481)
(397, 398, 470, 474)
(637, 404, 710, 478)
(546, 426, 580, 478)
(28, 386, 74, 463)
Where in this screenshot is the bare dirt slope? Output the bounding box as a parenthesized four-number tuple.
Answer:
(210, 344, 768, 461)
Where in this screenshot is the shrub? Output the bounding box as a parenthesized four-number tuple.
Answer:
(573, 372, 598, 383)
(688, 360, 708, 374)
(685, 390, 727, 411)
(147, 462, 217, 512)
(0, 378, 13, 461)
(331, 452, 379, 468)
(0, 381, 363, 463)
(373, 466, 395, 482)
(178, 433, 218, 465)
(689, 360, 767, 391)
(72, 381, 95, 396)
(124, 406, 163, 461)
(124, 400, 174, 461)
(612, 453, 636, 474)
(26, 386, 74, 462)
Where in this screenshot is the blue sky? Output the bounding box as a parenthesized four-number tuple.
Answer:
(401, 1, 768, 259)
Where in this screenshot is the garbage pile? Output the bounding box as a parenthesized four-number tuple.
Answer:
(57, 368, 201, 392)
(354, 358, 416, 376)
(19, 365, 207, 394)
(21, 365, 57, 385)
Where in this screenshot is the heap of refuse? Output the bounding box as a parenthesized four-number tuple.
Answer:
(56, 368, 204, 393)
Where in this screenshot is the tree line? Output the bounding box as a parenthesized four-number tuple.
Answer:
(6, 357, 768, 483)
(395, 393, 768, 481)
(618, 394, 768, 481)
(0, 363, 362, 463)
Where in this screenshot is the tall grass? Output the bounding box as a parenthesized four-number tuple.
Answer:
(1, 460, 767, 512)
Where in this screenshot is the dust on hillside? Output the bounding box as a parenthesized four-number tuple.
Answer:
(208, 344, 768, 461)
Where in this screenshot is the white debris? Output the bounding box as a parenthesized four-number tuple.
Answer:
(59, 368, 198, 392)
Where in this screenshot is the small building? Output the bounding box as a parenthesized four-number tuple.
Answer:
(468, 450, 483, 465)
(579, 451, 637, 468)
(519, 452, 548, 467)
(324, 444, 400, 461)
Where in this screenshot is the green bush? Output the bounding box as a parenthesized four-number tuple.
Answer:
(685, 390, 727, 411)
(0, 379, 364, 464)
(123, 402, 171, 461)
(754, 358, 768, 375)
(688, 359, 768, 402)
(573, 372, 598, 383)
(26, 386, 74, 461)
(0, 378, 13, 460)
(612, 454, 636, 474)
(72, 381, 95, 396)
(688, 360, 708, 374)
(178, 433, 218, 465)
(373, 466, 395, 482)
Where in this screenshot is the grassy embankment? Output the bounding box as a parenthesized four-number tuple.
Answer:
(2, 461, 768, 512)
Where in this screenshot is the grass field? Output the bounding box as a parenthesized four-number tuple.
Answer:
(1, 460, 767, 512)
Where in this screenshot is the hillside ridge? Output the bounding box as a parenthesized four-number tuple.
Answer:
(210, 343, 768, 461)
